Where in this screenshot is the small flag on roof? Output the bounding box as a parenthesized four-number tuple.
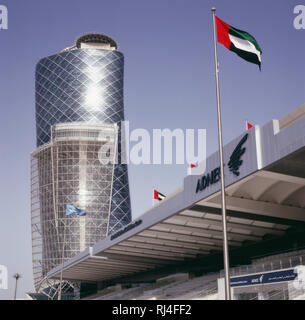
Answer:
(246, 119, 254, 130)
(154, 189, 166, 201)
(187, 163, 199, 175)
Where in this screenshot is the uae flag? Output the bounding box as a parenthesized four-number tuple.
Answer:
(246, 120, 253, 130)
(154, 189, 166, 201)
(216, 16, 262, 68)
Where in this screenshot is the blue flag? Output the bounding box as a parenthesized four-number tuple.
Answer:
(65, 204, 87, 216)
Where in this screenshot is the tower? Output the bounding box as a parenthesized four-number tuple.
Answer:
(31, 34, 132, 291)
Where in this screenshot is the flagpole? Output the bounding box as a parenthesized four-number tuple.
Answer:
(58, 219, 67, 300)
(211, 7, 231, 300)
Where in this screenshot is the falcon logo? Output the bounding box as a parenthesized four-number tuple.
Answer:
(227, 134, 248, 177)
(196, 133, 249, 194)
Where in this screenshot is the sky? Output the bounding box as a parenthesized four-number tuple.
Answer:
(0, 0, 304, 299)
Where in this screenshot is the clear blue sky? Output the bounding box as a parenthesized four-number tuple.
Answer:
(0, 0, 304, 299)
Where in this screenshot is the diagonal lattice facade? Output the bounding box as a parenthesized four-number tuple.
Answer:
(35, 49, 125, 147)
(35, 42, 132, 234)
(32, 35, 132, 292)
(31, 123, 119, 289)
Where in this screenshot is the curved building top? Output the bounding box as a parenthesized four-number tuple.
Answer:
(60, 33, 119, 53)
(35, 32, 124, 147)
(75, 33, 118, 50)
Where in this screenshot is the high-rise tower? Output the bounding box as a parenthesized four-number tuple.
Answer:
(31, 34, 132, 291)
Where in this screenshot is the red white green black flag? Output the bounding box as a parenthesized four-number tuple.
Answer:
(154, 189, 166, 201)
(215, 16, 262, 69)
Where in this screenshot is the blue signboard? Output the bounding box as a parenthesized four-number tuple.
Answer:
(230, 269, 297, 288)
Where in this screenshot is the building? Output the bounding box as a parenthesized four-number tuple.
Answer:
(46, 103, 305, 300)
(31, 34, 132, 293)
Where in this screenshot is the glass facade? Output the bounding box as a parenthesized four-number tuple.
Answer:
(35, 49, 124, 147)
(31, 35, 132, 290)
(35, 43, 132, 233)
(31, 123, 119, 288)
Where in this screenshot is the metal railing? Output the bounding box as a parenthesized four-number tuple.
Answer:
(220, 250, 305, 278)
(249, 286, 305, 300)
